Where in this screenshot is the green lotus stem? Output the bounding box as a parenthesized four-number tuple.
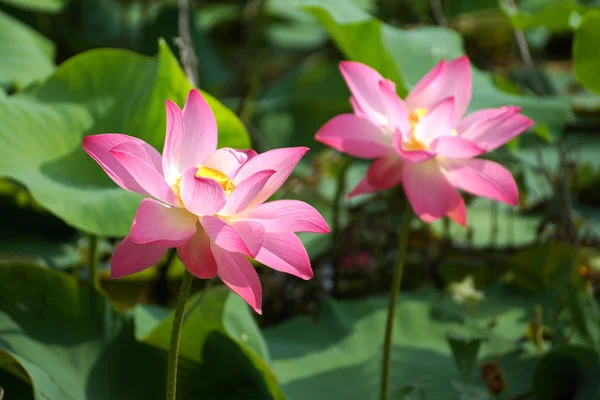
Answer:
(166, 270, 194, 400)
(88, 234, 99, 290)
(380, 204, 412, 400)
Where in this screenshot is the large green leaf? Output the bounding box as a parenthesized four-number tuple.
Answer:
(295, 0, 571, 134)
(134, 286, 272, 364)
(0, 264, 282, 399)
(134, 286, 283, 398)
(0, 40, 249, 237)
(574, 10, 600, 94)
(0, 10, 55, 89)
(501, 0, 589, 32)
(264, 286, 546, 399)
(0, 0, 68, 13)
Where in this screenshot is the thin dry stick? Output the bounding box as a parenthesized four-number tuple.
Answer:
(431, 0, 448, 27)
(176, 0, 199, 86)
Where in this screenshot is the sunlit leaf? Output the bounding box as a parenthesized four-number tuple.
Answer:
(0, 10, 54, 89)
(0, 40, 249, 237)
(0, 0, 68, 13)
(264, 286, 544, 399)
(501, 0, 588, 32)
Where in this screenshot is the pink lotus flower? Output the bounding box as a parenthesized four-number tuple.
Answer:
(83, 89, 329, 313)
(316, 57, 534, 225)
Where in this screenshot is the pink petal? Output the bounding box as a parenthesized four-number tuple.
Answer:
(459, 106, 534, 152)
(238, 200, 330, 233)
(255, 232, 313, 280)
(233, 147, 308, 205)
(110, 235, 167, 278)
(413, 97, 455, 144)
(221, 170, 276, 215)
(339, 61, 390, 125)
(395, 148, 436, 163)
(392, 131, 435, 163)
(402, 160, 459, 223)
(446, 191, 467, 226)
(350, 96, 367, 118)
(347, 176, 380, 198)
(315, 114, 390, 159)
(430, 135, 485, 158)
(110, 142, 178, 205)
(212, 242, 262, 314)
(406, 60, 446, 111)
(378, 79, 410, 134)
(177, 89, 218, 172)
(392, 130, 435, 163)
(162, 100, 185, 183)
(441, 158, 519, 206)
(238, 149, 258, 161)
(180, 168, 227, 216)
(366, 154, 404, 189)
(83, 134, 155, 195)
(227, 220, 266, 257)
(201, 215, 255, 257)
(458, 106, 511, 133)
(130, 198, 197, 247)
(178, 226, 218, 279)
(436, 56, 472, 122)
(203, 148, 249, 178)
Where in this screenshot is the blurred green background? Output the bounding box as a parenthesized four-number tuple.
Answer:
(1, 0, 600, 399)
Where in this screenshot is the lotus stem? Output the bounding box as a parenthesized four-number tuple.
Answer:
(380, 203, 412, 400)
(88, 234, 99, 290)
(166, 270, 194, 400)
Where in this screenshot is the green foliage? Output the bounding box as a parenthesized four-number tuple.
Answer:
(427, 198, 543, 248)
(508, 242, 580, 292)
(0, 10, 55, 89)
(263, 285, 550, 399)
(296, 0, 571, 134)
(0, 40, 249, 237)
(533, 345, 600, 399)
(447, 335, 483, 383)
(501, 0, 588, 32)
(0, 0, 68, 13)
(574, 10, 600, 94)
(1, 1, 600, 399)
(0, 264, 282, 400)
(134, 286, 271, 364)
(141, 7, 232, 93)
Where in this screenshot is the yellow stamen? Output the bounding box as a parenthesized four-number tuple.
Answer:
(171, 175, 182, 201)
(405, 108, 428, 151)
(408, 108, 428, 130)
(196, 166, 236, 196)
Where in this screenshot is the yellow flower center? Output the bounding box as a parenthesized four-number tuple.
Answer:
(170, 166, 236, 205)
(196, 166, 236, 196)
(408, 108, 428, 130)
(171, 175, 183, 201)
(404, 108, 428, 151)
